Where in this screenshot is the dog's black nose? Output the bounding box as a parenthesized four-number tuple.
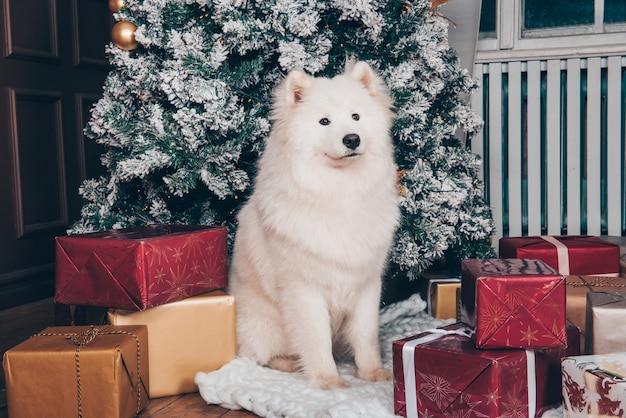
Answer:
(342, 134, 360, 150)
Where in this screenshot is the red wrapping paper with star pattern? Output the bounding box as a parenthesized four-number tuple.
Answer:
(55, 224, 228, 310)
(460, 258, 567, 349)
(392, 323, 580, 418)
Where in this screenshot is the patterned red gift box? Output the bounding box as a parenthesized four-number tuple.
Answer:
(55, 224, 228, 310)
(562, 353, 626, 417)
(460, 258, 566, 349)
(499, 235, 620, 276)
(393, 323, 579, 418)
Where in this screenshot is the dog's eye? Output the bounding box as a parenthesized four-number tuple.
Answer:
(319, 118, 330, 126)
(352, 113, 360, 121)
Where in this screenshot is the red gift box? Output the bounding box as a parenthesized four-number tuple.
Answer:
(393, 323, 579, 418)
(55, 224, 228, 310)
(460, 258, 566, 349)
(499, 235, 620, 276)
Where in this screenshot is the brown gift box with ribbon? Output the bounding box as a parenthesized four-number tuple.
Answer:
(2, 325, 149, 418)
(565, 275, 626, 352)
(107, 290, 236, 398)
(499, 235, 620, 276)
(585, 291, 626, 354)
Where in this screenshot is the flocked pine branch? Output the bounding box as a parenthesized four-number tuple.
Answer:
(72, 0, 495, 279)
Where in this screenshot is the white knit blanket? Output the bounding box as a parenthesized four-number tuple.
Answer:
(195, 293, 563, 418)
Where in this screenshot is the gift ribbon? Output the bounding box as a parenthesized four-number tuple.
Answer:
(402, 327, 537, 418)
(566, 275, 626, 289)
(525, 350, 536, 417)
(540, 236, 570, 275)
(402, 327, 473, 418)
(33, 326, 144, 418)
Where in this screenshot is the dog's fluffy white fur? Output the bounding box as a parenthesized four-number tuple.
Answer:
(229, 61, 400, 390)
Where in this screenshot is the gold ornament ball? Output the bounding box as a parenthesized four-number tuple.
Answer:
(111, 21, 138, 51)
(109, 0, 125, 13)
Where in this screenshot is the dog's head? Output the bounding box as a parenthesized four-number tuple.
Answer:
(270, 62, 395, 169)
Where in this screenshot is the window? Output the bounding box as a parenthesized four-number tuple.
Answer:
(480, 0, 626, 37)
(479, 0, 496, 37)
(477, 0, 626, 59)
(522, 0, 626, 37)
(523, 0, 593, 30)
(605, 0, 626, 24)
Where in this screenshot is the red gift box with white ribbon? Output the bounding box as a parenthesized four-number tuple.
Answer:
(499, 235, 620, 276)
(392, 323, 579, 418)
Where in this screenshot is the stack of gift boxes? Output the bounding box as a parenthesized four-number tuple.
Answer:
(3, 224, 236, 417)
(4, 226, 626, 417)
(394, 235, 626, 417)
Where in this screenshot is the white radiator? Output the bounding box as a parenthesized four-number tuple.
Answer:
(470, 56, 626, 244)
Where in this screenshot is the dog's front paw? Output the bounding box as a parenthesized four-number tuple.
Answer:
(356, 367, 392, 382)
(268, 355, 299, 373)
(312, 374, 348, 390)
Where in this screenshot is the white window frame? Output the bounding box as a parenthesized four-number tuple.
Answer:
(476, 0, 626, 62)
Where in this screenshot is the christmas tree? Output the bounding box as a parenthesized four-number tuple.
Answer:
(72, 0, 495, 280)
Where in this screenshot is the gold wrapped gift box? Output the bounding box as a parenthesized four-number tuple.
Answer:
(565, 275, 626, 352)
(108, 290, 236, 398)
(3, 325, 149, 418)
(427, 278, 461, 320)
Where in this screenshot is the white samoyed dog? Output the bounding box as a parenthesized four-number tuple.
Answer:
(229, 61, 400, 390)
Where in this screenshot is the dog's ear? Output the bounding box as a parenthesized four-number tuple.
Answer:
(348, 61, 394, 111)
(348, 61, 387, 97)
(283, 70, 311, 106)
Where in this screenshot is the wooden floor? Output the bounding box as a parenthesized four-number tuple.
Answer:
(0, 297, 257, 418)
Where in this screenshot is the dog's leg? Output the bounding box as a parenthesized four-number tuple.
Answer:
(234, 284, 291, 366)
(345, 279, 392, 382)
(283, 290, 347, 390)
